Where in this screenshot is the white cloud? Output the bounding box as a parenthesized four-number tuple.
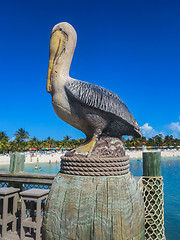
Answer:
(140, 123, 157, 138)
(140, 118, 180, 139)
(168, 117, 180, 138)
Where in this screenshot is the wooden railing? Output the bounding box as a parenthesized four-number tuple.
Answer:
(0, 171, 56, 190)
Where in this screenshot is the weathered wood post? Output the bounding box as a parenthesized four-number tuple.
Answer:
(9, 153, 25, 222)
(9, 152, 25, 192)
(143, 152, 161, 177)
(43, 139, 145, 239)
(142, 152, 166, 239)
(9, 153, 25, 173)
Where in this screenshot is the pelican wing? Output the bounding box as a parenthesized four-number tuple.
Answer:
(65, 80, 139, 129)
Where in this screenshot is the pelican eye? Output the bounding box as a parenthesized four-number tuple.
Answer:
(59, 28, 62, 31)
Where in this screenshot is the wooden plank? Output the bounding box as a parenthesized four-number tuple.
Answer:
(0, 172, 56, 185)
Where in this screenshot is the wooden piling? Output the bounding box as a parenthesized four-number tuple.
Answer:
(143, 152, 161, 177)
(43, 138, 145, 239)
(9, 153, 25, 173)
(43, 173, 145, 240)
(142, 152, 165, 239)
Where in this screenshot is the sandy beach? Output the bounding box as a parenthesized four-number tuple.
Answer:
(0, 151, 64, 166)
(0, 149, 180, 166)
(127, 149, 180, 159)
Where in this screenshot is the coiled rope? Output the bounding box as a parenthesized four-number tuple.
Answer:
(60, 155, 129, 176)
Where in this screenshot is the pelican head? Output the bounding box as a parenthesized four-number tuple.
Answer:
(47, 22, 77, 93)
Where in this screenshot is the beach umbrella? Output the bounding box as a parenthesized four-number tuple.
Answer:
(169, 146, 174, 148)
(29, 148, 36, 150)
(137, 146, 142, 149)
(177, 146, 180, 148)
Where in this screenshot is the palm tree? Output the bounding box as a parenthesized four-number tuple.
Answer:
(27, 137, 40, 150)
(0, 131, 9, 142)
(130, 137, 141, 147)
(147, 138, 155, 146)
(0, 132, 10, 153)
(14, 128, 30, 141)
(164, 135, 174, 147)
(60, 135, 72, 148)
(14, 128, 30, 151)
(45, 137, 56, 148)
(9, 141, 18, 152)
(75, 138, 85, 147)
(153, 134, 164, 146)
(39, 140, 48, 149)
(63, 135, 71, 141)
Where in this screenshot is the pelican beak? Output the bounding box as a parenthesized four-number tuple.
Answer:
(47, 30, 63, 93)
(47, 59, 53, 93)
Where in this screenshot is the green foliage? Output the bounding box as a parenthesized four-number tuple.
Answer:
(0, 131, 9, 142)
(0, 129, 180, 153)
(13, 128, 30, 152)
(14, 128, 30, 142)
(123, 134, 180, 148)
(0, 131, 10, 153)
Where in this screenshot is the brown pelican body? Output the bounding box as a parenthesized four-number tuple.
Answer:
(47, 22, 141, 152)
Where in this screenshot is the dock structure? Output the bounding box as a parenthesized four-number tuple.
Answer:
(0, 152, 166, 240)
(0, 172, 142, 239)
(0, 172, 55, 240)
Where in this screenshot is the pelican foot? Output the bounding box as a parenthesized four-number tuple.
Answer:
(65, 135, 97, 157)
(74, 135, 97, 155)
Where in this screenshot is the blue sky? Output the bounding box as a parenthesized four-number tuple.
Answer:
(0, 0, 180, 140)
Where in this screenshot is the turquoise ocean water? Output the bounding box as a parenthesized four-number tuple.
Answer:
(130, 158, 180, 240)
(1, 158, 180, 239)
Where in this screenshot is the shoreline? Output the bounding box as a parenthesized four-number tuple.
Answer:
(0, 149, 180, 166)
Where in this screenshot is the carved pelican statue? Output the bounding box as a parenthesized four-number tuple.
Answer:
(47, 22, 142, 153)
